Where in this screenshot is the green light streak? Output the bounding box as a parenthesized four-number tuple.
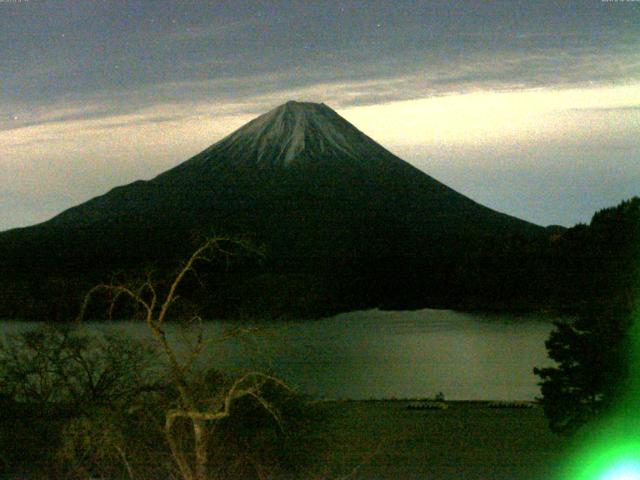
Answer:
(565, 438, 640, 480)
(600, 460, 640, 480)
(563, 304, 640, 479)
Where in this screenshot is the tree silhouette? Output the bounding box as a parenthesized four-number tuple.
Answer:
(534, 304, 632, 435)
(534, 197, 639, 435)
(78, 237, 295, 480)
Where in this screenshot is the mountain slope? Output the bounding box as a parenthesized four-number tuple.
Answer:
(40, 101, 540, 253)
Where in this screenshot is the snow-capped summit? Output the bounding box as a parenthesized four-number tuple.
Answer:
(219, 101, 359, 165)
(171, 101, 404, 171)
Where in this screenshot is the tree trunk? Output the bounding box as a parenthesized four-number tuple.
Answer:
(193, 419, 209, 480)
(165, 416, 194, 480)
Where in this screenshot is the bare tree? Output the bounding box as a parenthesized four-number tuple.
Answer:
(78, 237, 292, 480)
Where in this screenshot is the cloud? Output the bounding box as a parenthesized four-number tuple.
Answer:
(0, 102, 121, 133)
(4, 1, 639, 128)
(569, 105, 640, 113)
(167, 18, 261, 41)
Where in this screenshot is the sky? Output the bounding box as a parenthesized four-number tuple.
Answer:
(1, 0, 639, 231)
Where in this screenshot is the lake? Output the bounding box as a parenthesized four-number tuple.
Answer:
(0, 308, 558, 401)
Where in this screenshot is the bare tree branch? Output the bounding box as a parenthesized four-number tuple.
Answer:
(76, 237, 283, 480)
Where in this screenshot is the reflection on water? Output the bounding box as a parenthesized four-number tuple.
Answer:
(0, 309, 558, 401)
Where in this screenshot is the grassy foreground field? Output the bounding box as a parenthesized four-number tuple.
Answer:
(309, 400, 571, 480)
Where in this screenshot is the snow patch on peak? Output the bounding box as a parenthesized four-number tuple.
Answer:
(216, 101, 366, 166)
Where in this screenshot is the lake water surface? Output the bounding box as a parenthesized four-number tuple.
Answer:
(0, 309, 558, 401)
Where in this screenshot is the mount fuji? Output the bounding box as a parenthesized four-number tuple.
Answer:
(0, 101, 548, 318)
